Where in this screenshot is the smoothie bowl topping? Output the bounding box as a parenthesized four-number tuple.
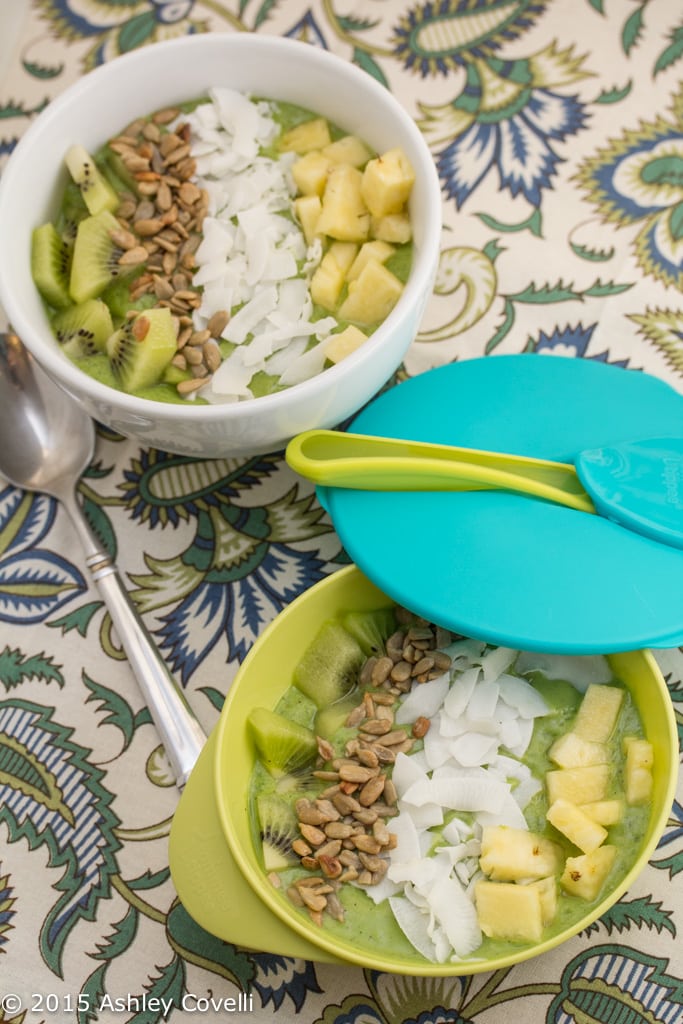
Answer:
(31, 87, 415, 406)
(246, 604, 655, 964)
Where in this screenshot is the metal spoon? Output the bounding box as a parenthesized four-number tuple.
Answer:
(0, 332, 205, 787)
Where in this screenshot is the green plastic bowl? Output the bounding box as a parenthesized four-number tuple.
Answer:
(212, 564, 677, 974)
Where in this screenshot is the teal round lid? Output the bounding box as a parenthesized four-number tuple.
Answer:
(319, 356, 683, 653)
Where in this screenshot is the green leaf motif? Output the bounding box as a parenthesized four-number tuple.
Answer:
(198, 686, 225, 712)
(166, 902, 256, 991)
(570, 240, 616, 262)
(22, 59, 64, 80)
(338, 15, 379, 31)
(82, 494, 117, 561)
(486, 296, 516, 353)
(622, 6, 645, 55)
(595, 81, 633, 104)
(0, 646, 64, 691)
(587, 0, 604, 12)
(83, 672, 137, 750)
(132, 954, 186, 1023)
(253, 0, 278, 29)
(654, 25, 683, 76)
(352, 48, 389, 88)
(511, 280, 581, 303)
(79, 962, 108, 1024)
(586, 894, 676, 937)
(128, 866, 171, 891)
(0, 97, 50, 119)
(50, 599, 103, 637)
(91, 904, 139, 961)
(583, 279, 634, 297)
(477, 209, 543, 236)
(117, 11, 158, 54)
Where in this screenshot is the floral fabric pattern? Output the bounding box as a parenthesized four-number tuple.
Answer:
(0, 1, 682, 1021)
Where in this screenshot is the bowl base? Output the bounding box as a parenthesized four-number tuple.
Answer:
(168, 730, 346, 963)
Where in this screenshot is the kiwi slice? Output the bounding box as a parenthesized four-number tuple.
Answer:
(106, 307, 177, 393)
(51, 299, 114, 358)
(56, 181, 90, 244)
(247, 706, 318, 778)
(293, 621, 364, 708)
(101, 274, 155, 319)
(70, 209, 130, 304)
(342, 607, 397, 657)
(314, 691, 360, 741)
(101, 147, 141, 197)
(255, 792, 299, 871)
(65, 144, 120, 216)
(31, 222, 72, 309)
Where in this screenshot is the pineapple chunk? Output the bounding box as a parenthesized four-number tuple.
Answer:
(579, 799, 624, 826)
(361, 147, 415, 218)
(310, 251, 346, 310)
(561, 845, 617, 901)
(522, 876, 558, 925)
(291, 151, 332, 196)
(548, 731, 609, 768)
(324, 325, 368, 364)
(623, 736, 654, 805)
(310, 242, 359, 309)
(327, 240, 359, 275)
(294, 195, 322, 246)
(317, 164, 371, 242)
(479, 825, 562, 881)
(475, 880, 544, 943)
(322, 134, 374, 168)
(546, 798, 608, 854)
(337, 260, 404, 324)
(573, 684, 624, 742)
(546, 764, 610, 805)
(347, 240, 395, 281)
(371, 211, 413, 244)
(279, 117, 331, 154)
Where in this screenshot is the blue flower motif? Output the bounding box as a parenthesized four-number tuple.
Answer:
(0, 486, 86, 624)
(532, 324, 629, 366)
(437, 84, 587, 208)
(251, 954, 321, 1013)
(419, 45, 590, 209)
(156, 543, 327, 683)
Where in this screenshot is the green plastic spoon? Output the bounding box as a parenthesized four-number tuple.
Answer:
(286, 429, 683, 550)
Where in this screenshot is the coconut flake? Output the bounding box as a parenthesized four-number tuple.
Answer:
(388, 897, 441, 962)
(401, 775, 509, 814)
(172, 87, 340, 404)
(394, 672, 451, 725)
(497, 674, 551, 718)
(514, 650, 612, 689)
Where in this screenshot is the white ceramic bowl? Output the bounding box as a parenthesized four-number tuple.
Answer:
(0, 34, 441, 457)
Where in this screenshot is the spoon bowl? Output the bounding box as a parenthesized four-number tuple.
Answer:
(0, 332, 94, 496)
(0, 332, 205, 787)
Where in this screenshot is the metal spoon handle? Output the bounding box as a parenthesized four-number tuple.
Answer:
(63, 490, 206, 789)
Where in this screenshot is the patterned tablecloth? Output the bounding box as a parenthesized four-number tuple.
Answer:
(1, 2, 682, 1022)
